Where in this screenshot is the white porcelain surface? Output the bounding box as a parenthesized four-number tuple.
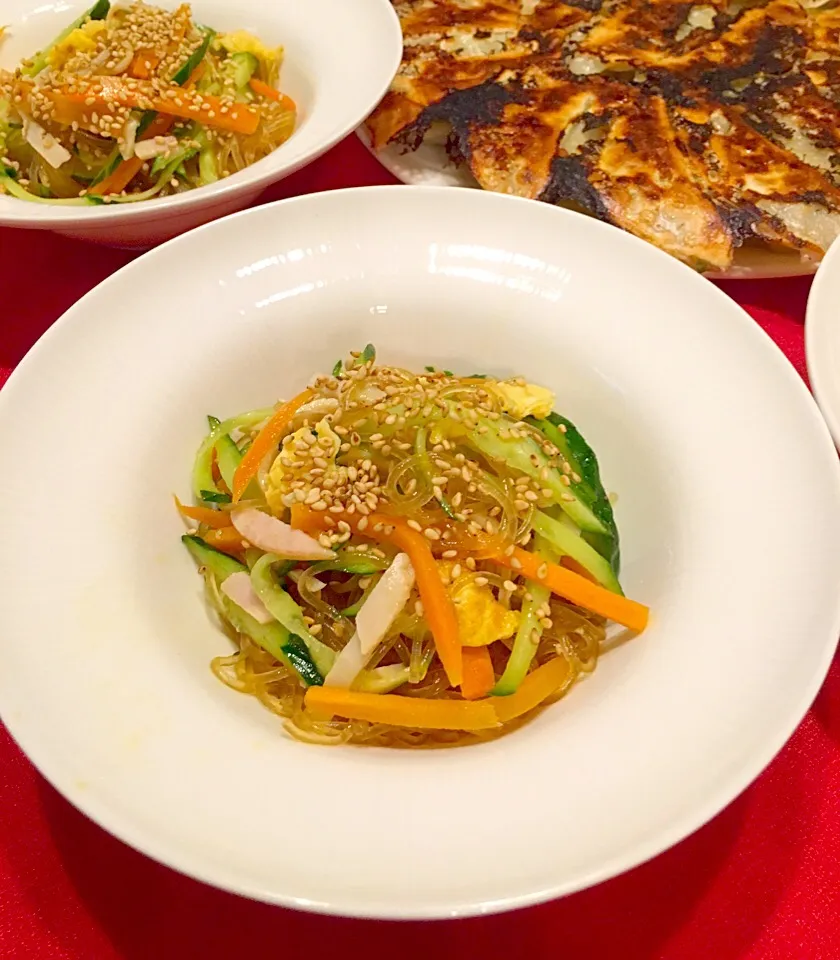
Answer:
(1, 187, 839, 918)
(806, 239, 840, 445)
(359, 129, 819, 281)
(0, 0, 401, 246)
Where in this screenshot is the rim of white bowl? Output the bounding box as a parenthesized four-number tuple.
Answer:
(0, 0, 401, 226)
(806, 240, 840, 447)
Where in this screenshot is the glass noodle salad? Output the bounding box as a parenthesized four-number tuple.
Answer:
(0, 1, 295, 204)
(178, 348, 650, 747)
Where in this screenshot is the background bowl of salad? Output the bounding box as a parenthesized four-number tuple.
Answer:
(0, 0, 401, 247)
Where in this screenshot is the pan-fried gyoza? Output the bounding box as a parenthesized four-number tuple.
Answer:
(366, 0, 840, 271)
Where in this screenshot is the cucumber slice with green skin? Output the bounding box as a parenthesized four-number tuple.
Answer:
(308, 553, 389, 576)
(0, 175, 103, 204)
(192, 408, 273, 500)
(171, 28, 215, 85)
(214, 432, 262, 502)
(183, 533, 246, 580)
(493, 534, 558, 695)
(215, 434, 242, 492)
(226, 51, 258, 92)
(532, 510, 622, 594)
(527, 413, 620, 571)
(200, 490, 231, 504)
(182, 535, 323, 685)
(354, 664, 408, 694)
(280, 635, 323, 687)
(493, 581, 551, 696)
(250, 554, 335, 676)
(23, 0, 110, 78)
(469, 416, 607, 535)
(195, 127, 218, 184)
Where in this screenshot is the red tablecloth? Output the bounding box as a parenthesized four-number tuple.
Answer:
(1, 135, 838, 960)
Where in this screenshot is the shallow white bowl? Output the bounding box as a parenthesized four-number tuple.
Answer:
(1, 187, 840, 918)
(0, 0, 401, 247)
(807, 239, 840, 446)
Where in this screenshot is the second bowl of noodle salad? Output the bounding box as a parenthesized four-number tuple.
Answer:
(0, 0, 402, 244)
(178, 346, 650, 747)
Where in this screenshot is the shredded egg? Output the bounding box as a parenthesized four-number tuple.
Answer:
(265, 419, 340, 512)
(493, 380, 555, 419)
(47, 21, 106, 69)
(439, 563, 520, 647)
(215, 30, 282, 63)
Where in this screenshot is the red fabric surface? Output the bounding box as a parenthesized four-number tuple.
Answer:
(1, 135, 839, 960)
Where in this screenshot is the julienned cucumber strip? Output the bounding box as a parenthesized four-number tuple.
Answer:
(192, 408, 273, 500)
(526, 413, 620, 572)
(215, 434, 242, 492)
(469, 416, 607, 536)
(532, 511, 622, 594)
(214, 433, 261, 501)
(171, 27, 215, 85)
(0, 175, 102, 205)
(225, 51, 258, 93)
(23, 0, 110, 78)
(250, 554, 336, 676)
(280, 635, 323, 687)
(308, 554, 389, 576)
(492, 582, 551, 696)
(182, 533, 245, 579)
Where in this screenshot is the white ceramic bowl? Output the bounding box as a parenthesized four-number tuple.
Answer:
(0, 0, 401, 247)
(806, 239, 840, 446)
(2, 187, 840, 918)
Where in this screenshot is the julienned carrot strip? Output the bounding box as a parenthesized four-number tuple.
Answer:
(306, 686, 499, 730)
(49, 78, 260, 135)
(248, 77, 297, 113)
(461, 646, 495, 700)
(130, 49, 162, 78)
(495, 548, 649, 633)
(203, 526, 247, 555)
(492, 657, 573, 721)
(305, 657, 574, 729)
(560, 555, 596, 582)
(291, 506, 463, 687)
(232, 389, 314, 501)
(173, 495, 233, 530)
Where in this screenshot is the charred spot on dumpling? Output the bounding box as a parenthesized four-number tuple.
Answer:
(540, 155, 611, 222)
